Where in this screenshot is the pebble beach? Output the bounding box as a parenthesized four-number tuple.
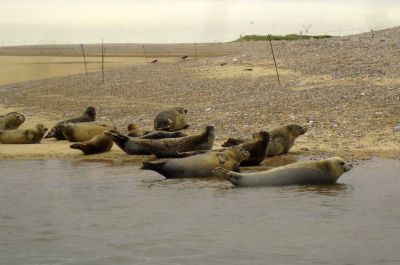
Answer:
(1, 27, 399, 161)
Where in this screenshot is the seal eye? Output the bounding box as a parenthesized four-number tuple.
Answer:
(340, 161, 345, 166)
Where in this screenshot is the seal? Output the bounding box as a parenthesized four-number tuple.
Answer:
(127, 123, 147, 137)
(222, 124, 307, 156)
(133, 126, 215, 158)
(139, 130, 187, 139)
(59, 122, 115, 142)
(237, 131, 270, 166)
(70, 132, 113, 155)
(213, 157, 353, 187)
(106, 130, 188, 155)
(0, 112, 25, 130)
(141, 146, 250, 179)
(0, 123, 48, 144)
(154, 107, 189, 131)
(45, 106, 96, 140)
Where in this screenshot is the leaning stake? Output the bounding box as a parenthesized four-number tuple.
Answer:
(142, 45, 149, 64)
(268, 34, 280, 85)
(101, 38, 105, 84)
(80, 44, 88, 76)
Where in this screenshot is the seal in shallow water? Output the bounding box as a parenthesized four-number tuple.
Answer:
(213, 157, 353, 187)
(0, 123, 47, 144)
(141, 146, 250, 179)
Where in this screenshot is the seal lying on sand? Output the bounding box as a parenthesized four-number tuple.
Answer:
(213, 157, 353, 187)
(0, 123, 47, 144)
(237, 131, 270, 166)
(59, 122, 115, 142)
(45, 106, 96, 140)
(106, 130, 188, 155)
(133, 126, 215, 158)
(127, 123, 147, 137)
(140, 130, 187, 139)
(70, 132, 113, 155)
(222, 124, 307, 156)
(0, 112, 25, 130)
(141, 146, 250, 179)
(154, 107, 189, 131)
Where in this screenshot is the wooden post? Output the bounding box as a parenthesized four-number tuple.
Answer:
(142, 45, 149, 64)
(268, 34, 280, 85)
(80, 44, 88, 76)
(101, 38, 105, 84)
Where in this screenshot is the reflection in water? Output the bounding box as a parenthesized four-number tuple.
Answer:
(0, 159, 399, 265)
(287, 183, 350, 196)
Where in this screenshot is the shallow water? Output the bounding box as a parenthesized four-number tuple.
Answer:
(0, 159, 399, 265)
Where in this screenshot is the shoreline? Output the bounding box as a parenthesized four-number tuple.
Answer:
(1, 105, 399, 162)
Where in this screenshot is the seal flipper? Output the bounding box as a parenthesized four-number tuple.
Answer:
(141, 160, 170, 178)
(213, 167, 242, 186)
(70, 143, 89, 154)
(26, 131, 35, 142)
(44, 127, 56, 139)
(213, 167, 231, 179)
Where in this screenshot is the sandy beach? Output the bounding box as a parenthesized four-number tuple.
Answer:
(1, 28, 399, 162)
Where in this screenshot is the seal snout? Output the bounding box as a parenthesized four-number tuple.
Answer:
(343, 162, 353, 172)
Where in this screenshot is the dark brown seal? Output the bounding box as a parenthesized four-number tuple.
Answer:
(70, 133, 113, 155)
(237, 131, 270, 166)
